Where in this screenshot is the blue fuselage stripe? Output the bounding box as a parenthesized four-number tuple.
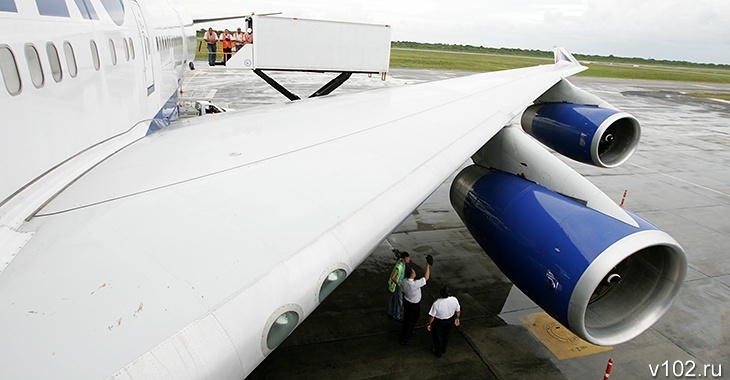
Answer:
(146, 89, 180, 135)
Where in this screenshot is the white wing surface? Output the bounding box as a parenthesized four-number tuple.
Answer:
(0, 63, 583, 378)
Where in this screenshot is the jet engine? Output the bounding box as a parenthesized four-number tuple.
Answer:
(520, 78, 640, 168)
(450, 165, 687, 346)
(521, 104, 640, 168)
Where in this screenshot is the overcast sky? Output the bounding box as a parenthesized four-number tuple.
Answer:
(180, 0, 730, 65)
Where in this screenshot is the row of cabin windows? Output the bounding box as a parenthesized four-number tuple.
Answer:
(155, 35, 183, 52)
(1, 33, 183, 96)
(0, 38, 136, 96)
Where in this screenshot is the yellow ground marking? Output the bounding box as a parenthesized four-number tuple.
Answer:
(519, 312, 612, 360)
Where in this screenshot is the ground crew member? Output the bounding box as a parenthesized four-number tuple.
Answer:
(400, 254, 433, 345)
(234, 27, 244, 52)
(220, 29, 233, 64)
(426, 286, 461, 358)
(387, 250, 410, 321)
(204, 28, 217, 66)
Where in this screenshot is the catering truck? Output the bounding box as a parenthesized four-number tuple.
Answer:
(226, 15, 392, 100)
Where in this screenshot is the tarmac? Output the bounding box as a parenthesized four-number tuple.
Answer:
(181, 63, 730, 379)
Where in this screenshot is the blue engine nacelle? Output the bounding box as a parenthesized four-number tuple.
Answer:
(521, 103, 641, 168)
(450, 165, 687, 345)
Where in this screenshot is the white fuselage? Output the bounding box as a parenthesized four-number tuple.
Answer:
(0, 0, 195, 207)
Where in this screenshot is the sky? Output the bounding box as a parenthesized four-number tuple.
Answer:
(179, 0, 730, 65)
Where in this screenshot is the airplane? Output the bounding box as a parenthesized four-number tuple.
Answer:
(0, 0, 688, 378)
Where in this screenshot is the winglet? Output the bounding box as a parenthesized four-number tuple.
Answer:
(553, 47, 579, 65)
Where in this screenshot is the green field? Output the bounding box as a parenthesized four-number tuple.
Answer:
(390, 48, 730, 84)
(691, 93, 730, 101)
(389, 48, 548, 72)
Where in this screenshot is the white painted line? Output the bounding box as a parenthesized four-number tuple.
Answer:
(629, 163, 730, 198)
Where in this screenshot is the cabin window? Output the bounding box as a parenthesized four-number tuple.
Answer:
(0, 45, 21, 95)
(99, 0, 124, 26)
(35, 0, 70, 17)
(128, 38, 135, 60)
(122, 38, 129, 61)
(24, 44, 44, 88)
(72, 0, 98, 19)
(108, 39, 117, 65)
(90, 40, 100, 70)
(0, 0, 18, 13)
(0, 0, 18, 12)
(63, 41, 77, 77)
(46, 42, 62, 82)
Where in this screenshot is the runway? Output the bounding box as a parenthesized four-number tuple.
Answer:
(181, 64, 730, 379)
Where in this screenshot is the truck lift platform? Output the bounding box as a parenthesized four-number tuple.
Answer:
(225, 15, 392, 100)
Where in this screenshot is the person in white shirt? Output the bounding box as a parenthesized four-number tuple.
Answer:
(426, 286, 461, 358)
(399, 255, 433, 345)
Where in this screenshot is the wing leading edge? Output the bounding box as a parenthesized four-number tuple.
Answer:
(0, 58, 584, 378)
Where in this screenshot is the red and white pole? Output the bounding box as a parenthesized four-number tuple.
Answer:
(603, 358, 614, 380)
(619, 190, 628, 207)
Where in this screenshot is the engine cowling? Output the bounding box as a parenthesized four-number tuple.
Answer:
(521, 103, 640, 168)
(450, 165, 687, 346)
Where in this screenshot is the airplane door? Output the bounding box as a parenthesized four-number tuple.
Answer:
(129, 0, 155, 95)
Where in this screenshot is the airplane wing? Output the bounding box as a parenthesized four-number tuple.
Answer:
(2, 58, 585, 378)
